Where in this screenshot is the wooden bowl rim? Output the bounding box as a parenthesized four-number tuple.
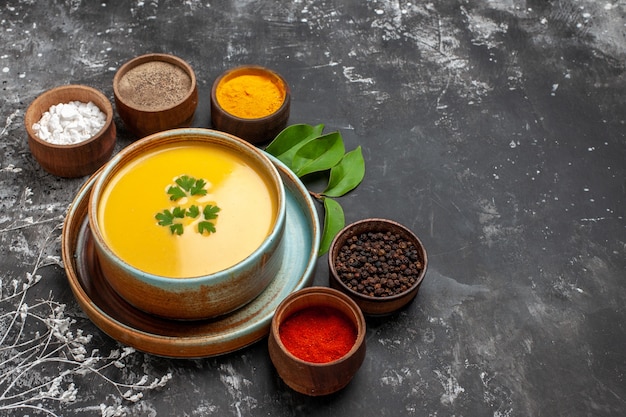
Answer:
(112, 53, 198, 113)
(270, 286, 366, 367)
(328, 218, 428, 303)
(24, 84, 114, 149)
(210, 65, 291, 122)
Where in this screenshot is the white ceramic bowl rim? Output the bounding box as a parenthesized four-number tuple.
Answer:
(89, 127, 287, 285)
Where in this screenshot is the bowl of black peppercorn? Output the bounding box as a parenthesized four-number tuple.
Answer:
(328, 218, 428, 316)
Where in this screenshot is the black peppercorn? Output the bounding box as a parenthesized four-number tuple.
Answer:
(335, 230, 423, 298)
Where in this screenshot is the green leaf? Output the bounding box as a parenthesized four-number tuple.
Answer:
(322, 146, 365, 197)
(167, 185, 186, 201)
(319, 197, 345, 256)
(292, 131, 345, 177)
(190, 178, 207, 196)
(203, 204, 221, 220)
(170, 223, 184, 235)
(155, 209, 174, 226)
(266, 123, 366, 255)
(175, 175, 196, 192)
(198, 221, 217, 235)
(172, 206, 186, 218)
(265, 124, 325, 166)
(187, 205, 200, 218)
(157, 175, 222, 236)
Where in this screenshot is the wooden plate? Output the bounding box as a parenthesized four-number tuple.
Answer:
(62, 156, 320, 358)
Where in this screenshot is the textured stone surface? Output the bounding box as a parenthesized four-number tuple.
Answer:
(1, 1, 624, 416)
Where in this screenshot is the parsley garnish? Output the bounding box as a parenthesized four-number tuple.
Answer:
(198, 204, 221, 235)
(156, 175, 220, 236)
(198, 221, 217, 235)
(155, 207, 187, 235)
(187, 205, 200, 218)
(203, 204, 220, 220)
(167, 175, 208, 201)
(167, 185, 187, 201)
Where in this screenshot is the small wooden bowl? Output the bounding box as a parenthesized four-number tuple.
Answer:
(210, 65, 290, 145)
(328, 218, 428, 316)
(268, 287, 366, 396)
(113, 53, 198, 138)
(24, 85, 116, 178)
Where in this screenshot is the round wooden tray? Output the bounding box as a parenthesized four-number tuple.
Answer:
(62, 156, 320, 358)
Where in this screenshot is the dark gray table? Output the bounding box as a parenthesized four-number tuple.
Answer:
(1, 1, 625, 416)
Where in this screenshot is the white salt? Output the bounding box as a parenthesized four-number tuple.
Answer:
(32, 101, 106, 145)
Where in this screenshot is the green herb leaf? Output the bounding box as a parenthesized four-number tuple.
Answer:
(319, 197, 345, 256)
(167, 185, 186, 201)
(172, 206, 186, 218)
(267, 123, 366, 256)
(292, 131, 345, 177)
(157, 176, 221, 236)
(187, 205, 200, 218)
(322, 146, 365, 197)
(265, 124, 325, 166)
(190, 178, 208, 196)
(203, 204, 220, 220)
(198, 221, 217, 235)
(170, 223, 184, 235)
(155, 209, 175, 226)
(175, 175, 196, 192)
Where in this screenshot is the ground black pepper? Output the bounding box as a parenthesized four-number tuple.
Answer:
(334, 231, 423, 297)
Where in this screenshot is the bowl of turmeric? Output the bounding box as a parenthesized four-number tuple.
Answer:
(210, 65, 290, 145)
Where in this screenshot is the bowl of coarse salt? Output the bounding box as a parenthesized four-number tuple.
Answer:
(24, 84, 117, 178)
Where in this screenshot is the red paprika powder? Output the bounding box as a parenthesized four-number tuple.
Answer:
(278, 306, 357, 363)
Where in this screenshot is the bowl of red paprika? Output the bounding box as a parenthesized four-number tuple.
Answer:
(328, 218, 428, 316)
(268, 286, 366, 396)
(210, 65, 290, 145)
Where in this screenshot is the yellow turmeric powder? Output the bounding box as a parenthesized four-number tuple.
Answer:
(216, 72, 286, 119)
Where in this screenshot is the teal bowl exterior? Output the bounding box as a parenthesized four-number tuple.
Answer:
(88, 128, 286, 320)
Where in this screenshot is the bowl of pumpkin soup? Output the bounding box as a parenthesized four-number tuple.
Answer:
(88, 128, 286, 320)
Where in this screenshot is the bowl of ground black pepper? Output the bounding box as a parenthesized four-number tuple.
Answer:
(268, 287, 366, 396)
(328, 218, 428, 316)
(113, 53, 198, 138)
(210, 65, 290, 144)
(24, 84, 117, 178)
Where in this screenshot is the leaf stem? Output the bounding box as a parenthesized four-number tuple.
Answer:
(308, 190, 323, 201)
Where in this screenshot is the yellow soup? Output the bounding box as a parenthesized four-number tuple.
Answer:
(97, 142, 278, 278)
